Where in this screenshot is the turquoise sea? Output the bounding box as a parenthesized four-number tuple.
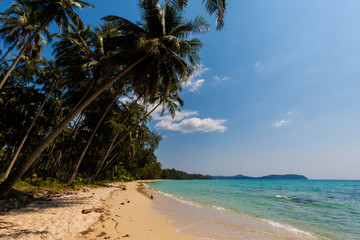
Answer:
(147, 179, 360, 240)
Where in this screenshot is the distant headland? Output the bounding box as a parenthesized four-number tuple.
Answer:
(210, 174, 308, 180)
(161, 169, 308, 180)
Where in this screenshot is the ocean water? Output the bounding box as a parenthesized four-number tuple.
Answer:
(147, 180, 360, 240)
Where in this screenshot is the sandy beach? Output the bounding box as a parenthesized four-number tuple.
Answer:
(0, 182, 201, 240)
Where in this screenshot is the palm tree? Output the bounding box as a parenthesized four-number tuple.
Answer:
(0, 0, 208, 198)
(169, 0, 227, 30)
(0, 0, 94, 90)
(0, 0, 49, 63)
(66, 88, 121, 185)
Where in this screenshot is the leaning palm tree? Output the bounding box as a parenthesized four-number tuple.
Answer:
(0, 0, 94, 90)
(0, 0, 209, 198)
(0, 0, 49, 63)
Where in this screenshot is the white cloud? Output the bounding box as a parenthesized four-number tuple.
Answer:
(274, 119, 287, 127)
(151, 105, 227, 134)
(214, 76, 230, 82)
(190, 65, 209, 79)
(185, 79, 205, 92)
(155, 117, 227, 133)
(285, 111, 299, 116)
(182, 65, 209, 92)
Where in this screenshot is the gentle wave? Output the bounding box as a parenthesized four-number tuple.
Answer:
(276, 194, 293, 200)
(263, 219, 317, 239)
(212, 205, 226, 211)
(276, 194, 316, 204)
(156, 190, 202, 208)
(158, 190, 230, 211)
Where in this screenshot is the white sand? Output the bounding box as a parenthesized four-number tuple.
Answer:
(0, 185, 118, 240)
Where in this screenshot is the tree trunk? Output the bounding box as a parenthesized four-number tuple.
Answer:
(69, 79, 95, 116)
(87, 102, 161, 184)
(0, 16, 52, 90)
(102, 151, 120, 172)
(87, 131, 119, 184)
(0, 37, 21, 63)
(109, 102, 162, 153)
(1, 85, 54, 180)
(0, 56, 147, 198)
(0, 146, 15, 174)
(71, 112, 85, 139)
(67, 92, 119, 185)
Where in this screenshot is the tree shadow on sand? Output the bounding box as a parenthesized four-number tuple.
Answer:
(0, 220, 52, 239)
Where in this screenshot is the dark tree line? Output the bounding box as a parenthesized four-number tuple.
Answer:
(161, 168, 212, 180)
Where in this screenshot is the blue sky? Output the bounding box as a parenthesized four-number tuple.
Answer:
(2, 0, 360, 179)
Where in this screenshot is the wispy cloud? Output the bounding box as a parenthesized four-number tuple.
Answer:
(274, 119, 287, 127)
(185, 79, 205, 92)
(273, 111, 298, 127)
(182, 65, 209, 92)
(152, 109, 198, 122)
(214, 76, 230, 83)
(254, 61, 262, 67)
(284, 111, 295, 116)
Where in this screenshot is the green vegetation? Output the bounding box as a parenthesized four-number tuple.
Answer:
(0, 1, 226, 198)
(161, 168, 212, 180)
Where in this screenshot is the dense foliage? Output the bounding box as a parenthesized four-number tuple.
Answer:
(0, 0, 226, 198)
(161, 168, 212, 180)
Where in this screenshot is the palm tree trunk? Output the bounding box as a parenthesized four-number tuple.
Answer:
(71, 112, 85, 138)
(0, 16, 52, 90)
(102, 151, 120, 172)
(0, 37, 21, 63)
(0, 146, 15, 173)
(1, 85, 54, 180)
(43, 137, 58, 178)
(109, 102, 162, 153)
(91, 94, 142, 162)
(87, 102, 161, 184)
(87, 131, 119, 184)
(85, 96, 142, 184)
(0, 56, 147, 198)
(66, 92, 119, 185)
(69, 79, 95, 115)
